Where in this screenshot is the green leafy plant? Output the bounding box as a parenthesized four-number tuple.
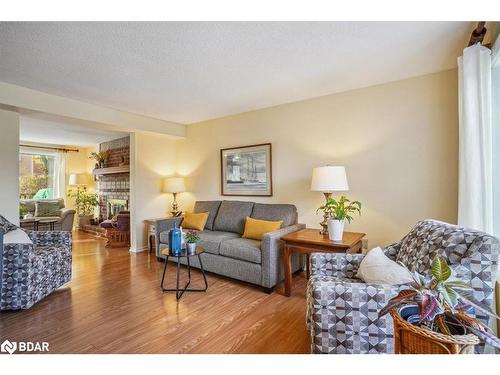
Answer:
(317, 195, 361, 223)
(19, 203, 28, 218)
(19, 174, 48, 199)
(89, 151, 109, 164)
(185, 230, 201, 244)
(379, 255, 500, 349)
(67, 188, 99, 216)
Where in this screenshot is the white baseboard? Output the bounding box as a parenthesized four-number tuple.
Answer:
(129, 245, 148, 253)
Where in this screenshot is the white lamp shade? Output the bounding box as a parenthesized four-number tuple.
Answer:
(68, 173, 91, 186)
(163, 177, 186, 193)
(310, 166, 349, 192)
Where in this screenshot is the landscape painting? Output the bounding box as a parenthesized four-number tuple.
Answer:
(220, 143, 272, 196)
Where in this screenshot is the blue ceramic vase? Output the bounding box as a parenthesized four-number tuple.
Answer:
(168, 222, 182, 255)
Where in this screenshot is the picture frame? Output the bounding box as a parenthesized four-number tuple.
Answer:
(220, 143, 272, 196)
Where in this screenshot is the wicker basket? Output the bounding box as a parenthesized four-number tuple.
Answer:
(390, 309, 480, 354)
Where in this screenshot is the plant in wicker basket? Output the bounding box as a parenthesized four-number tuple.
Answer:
(379, 255, 500, 350)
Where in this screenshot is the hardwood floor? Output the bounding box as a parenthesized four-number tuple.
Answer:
(0, 231, 310, 354)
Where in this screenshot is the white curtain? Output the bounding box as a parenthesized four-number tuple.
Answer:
(53, 150, 67, 200)
(458, 35, 500, 350)
(458, 38, 500, 236)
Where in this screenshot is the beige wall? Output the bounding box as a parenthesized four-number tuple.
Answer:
(0, 109, 20, 224)
(176, 69, 459, 248)
(130, 132, 177, 252)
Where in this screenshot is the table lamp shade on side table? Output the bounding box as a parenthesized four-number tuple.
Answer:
(163, 177, 186, 216)
(311, 166, 349, 234)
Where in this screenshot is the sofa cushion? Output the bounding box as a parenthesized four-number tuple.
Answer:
(3, 228, 33, 244)
(219, 237, 262, 264)
(356, 247, 413, 285)
(35, 201, 61, 217)
(242, 217, 283, 240)
(213, 200, 254, 234)
(159, 230, 240, 255)
(193, 201, 221, 230)
(183, 212, 209, 231)
(250, 203, 297, 227)
(198, 230, 240, 255)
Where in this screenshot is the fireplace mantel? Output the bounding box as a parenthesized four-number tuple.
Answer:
(93, 166, 129, 175)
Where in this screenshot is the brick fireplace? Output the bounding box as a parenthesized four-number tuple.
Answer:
(96, 136, 130, 220)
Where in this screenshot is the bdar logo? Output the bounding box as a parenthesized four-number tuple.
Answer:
(1, 340, 17, 354)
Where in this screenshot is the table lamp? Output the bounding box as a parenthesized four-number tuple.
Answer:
(311, 166, 349, 235)
(163, 177, 186, 216)
(68, 173, 92, 198)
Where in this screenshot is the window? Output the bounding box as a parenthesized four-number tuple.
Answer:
(19, 150, 57, 199)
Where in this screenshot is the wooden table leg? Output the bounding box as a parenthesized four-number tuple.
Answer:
(283, 244, 292, 297)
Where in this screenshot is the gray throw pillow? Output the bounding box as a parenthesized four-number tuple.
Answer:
(0, 214, 17, 234)
(35, 200, 61, 217)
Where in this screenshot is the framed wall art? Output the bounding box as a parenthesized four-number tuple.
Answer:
(220, 143, 272, 196)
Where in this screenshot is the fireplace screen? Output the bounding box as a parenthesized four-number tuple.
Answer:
(107, 199, 128, 219)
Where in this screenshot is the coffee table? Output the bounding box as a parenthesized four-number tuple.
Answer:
(20, 217, 40, 231)
(38, 218, 59, 231)
(160, 246, 208, 300)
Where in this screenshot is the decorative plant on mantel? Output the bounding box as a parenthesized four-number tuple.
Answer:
(317, 195, 361, 241)
(89, 151, 109, 168)
(379, 256, 500, 349)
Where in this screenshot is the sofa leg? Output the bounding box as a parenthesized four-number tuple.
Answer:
(262, 286, 274, 294)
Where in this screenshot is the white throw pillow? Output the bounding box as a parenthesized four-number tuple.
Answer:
(356, 246, 413, 285)
(3, 228, 33, 244)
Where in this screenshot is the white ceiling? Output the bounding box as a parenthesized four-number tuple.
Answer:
(20, 114, 128, 147)
(0, 22, 472, 124)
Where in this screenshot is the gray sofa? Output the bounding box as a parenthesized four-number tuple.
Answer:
(155, 200, 305, 293)
(20, 198, 76, 231)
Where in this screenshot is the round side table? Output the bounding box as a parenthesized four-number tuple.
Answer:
(160, 246, 208, 300)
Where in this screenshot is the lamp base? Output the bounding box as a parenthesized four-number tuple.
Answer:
(169, 192, 181, 217)
(319, 192, 332, 235)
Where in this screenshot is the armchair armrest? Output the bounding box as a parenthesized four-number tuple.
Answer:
(59, 208, 76, 218)
(154, 217, 183, 256)
(59, 208, 76, 231)
(260, 223, 305, 288)
(310, 252, 365, 278)
(28, 231, 72, 247)
(307, 276, 407, 353)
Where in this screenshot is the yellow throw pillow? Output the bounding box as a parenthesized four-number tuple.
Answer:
(242, 217, 283, 241)
(182, 212, 209, 231)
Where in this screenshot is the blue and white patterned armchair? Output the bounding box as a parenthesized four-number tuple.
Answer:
(307, 219, 499, 354)
(1, 231, 72, 310)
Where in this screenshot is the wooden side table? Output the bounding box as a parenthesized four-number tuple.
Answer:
(281, 228, 365, 297)
(144, 218, 169, 253)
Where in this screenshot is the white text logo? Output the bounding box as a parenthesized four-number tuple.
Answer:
(1, 339, 49, 354)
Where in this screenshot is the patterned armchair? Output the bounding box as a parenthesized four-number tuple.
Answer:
(307, 219, 499, 354)
(1, 231, 72, 310)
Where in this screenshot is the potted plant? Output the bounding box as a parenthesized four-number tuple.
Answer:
(317, 195, 361, 241)
(19, 203, 29, 219)
(67, 188, 100, 227)
(185, 230, 200, 253)
(89, 151, 109, 169)
(379, 255, 500, 353)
